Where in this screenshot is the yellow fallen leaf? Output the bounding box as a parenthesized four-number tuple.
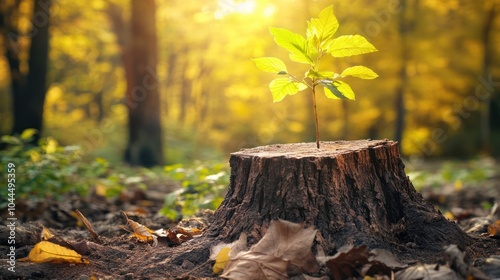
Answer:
(21, 241, 89, 264)
(213, 246, 231, 274)
(444, 211, 454, 220)
(210, 233, 248, 274)
(41, 226, 55, 240)
(122, 211, 158, 247)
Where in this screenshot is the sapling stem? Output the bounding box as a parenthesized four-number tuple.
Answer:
(312, 85, 320, 149)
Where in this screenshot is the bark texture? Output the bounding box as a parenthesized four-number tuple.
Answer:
(2, 0, 51, 143)
(207, 140, 470, 255)
(123, 0, 164, 167)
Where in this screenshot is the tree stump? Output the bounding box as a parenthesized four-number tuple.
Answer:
(207, 139, 470, 257)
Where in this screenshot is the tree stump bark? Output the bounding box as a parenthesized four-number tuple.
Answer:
(207, 140, 470, 257)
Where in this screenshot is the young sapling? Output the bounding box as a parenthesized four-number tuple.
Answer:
(253, 5, 378, 148)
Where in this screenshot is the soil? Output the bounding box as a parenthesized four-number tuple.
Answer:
(1, 148, 499, 279)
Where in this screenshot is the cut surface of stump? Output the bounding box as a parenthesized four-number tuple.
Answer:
(207, 139, 470, 258)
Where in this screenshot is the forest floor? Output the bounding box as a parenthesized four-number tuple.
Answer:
(1, 159, 500, 279)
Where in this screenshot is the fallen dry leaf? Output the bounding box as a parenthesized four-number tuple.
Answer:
(75, 209, 102, 243)
(482, 256, 500, 277)
(395, 264, 459, 280)
(220, 220, 319, 279)
(370, 249, 407, 269)
(122, 211, 158, 247)
(487, 220, 500, 238)
(175, 226, 203, 239)
(222, 252, 289, 280)
(133, 224, 203, 247)
(20, 241, 89, 264)
(250, 220, 319, 273)
(363, 248, 407, 276)
(324, 245, 370, 280)
(41, 226, 55, 240)
(39, 225, 88, 255)
(167, 229, 182, 245)
(395, 245, 490, 280)
(443, 244, 490, 280)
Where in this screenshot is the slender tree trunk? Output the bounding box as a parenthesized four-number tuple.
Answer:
(394, 0, 418, 148)
(479, 2, 497, 155)
(197, 67, 212, 127)
(164, 52, 177, 118)
(179, 48, 191, 123)
(122, 0, 163, 167)
(3, 0, 51, 143)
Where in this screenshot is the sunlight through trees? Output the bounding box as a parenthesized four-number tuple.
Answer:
(1, 0, 499, 163)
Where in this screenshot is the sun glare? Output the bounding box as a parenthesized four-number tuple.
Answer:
(262, 5, 275, 17)
(214, 0, 257, 19)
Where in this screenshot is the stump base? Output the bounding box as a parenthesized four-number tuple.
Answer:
(207, 140, 470, 256)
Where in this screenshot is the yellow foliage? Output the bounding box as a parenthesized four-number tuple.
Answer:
(402, 128, 432, 156)
(21, 241, 89, 264)
(44, 138, 58, 154)
(29, 150, 41, 163)
(213, 246, 231, 274)
(424, 0, 459, 14)
(1, 0, 495, 158)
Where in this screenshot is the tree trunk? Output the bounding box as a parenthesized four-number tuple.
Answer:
(3, 0, 51, 143)
(479, 2, 497, 155)
(206, 140, 470, 256)
(123, 0, 163, 167)
(179, 48, 191, 123)
(394, 0, 418, 150)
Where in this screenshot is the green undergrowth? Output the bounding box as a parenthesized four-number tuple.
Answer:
(3, 130, 496, 220)
(0, 130, 108, 206)
(407, 157, 498, 191)
(160, 162, 229, 221)
(0, 130, 229, 219)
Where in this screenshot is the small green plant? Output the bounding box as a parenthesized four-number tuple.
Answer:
(160, 162, 229, 221)
(0, 130, 108, 207)
(253, 5, 378, 148)
(0, 130, 193, 208)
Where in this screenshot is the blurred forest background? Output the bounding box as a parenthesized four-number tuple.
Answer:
(1, 0, 500, 166)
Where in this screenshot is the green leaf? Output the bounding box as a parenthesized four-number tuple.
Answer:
(297, 83, 309, 91)
(307, 69, 335, 79)
(1, 135, 22, 145)
(306, 69, 320, 79)
(340, 65, 378, 79)
(270, 27, 313, 65)
(307, 5, 339, 49)
(20, 129, 38, 141)
(306, 39, 318, 61)
(327, 35, 377, 57)
(269, 78, 306, 102)
(322, 80, 355, 100)
(252, 57, 288, 74)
